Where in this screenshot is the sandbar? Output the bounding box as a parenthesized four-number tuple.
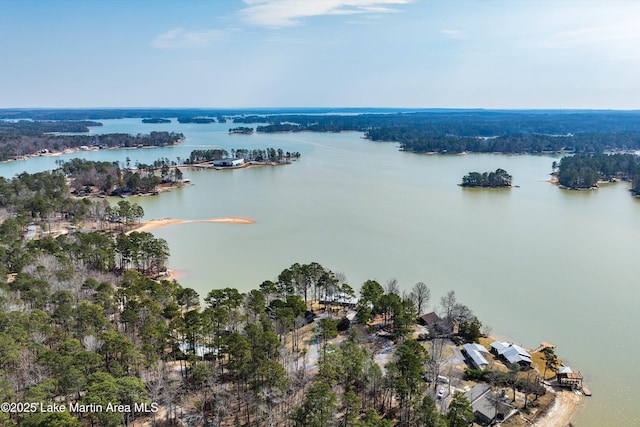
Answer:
(132, 216, 255, 233)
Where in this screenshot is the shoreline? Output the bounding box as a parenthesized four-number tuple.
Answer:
(532, 388, 584, 427)
(2, 141, 183, 163)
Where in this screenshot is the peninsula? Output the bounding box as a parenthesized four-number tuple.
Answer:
(0, 119, 184, 162)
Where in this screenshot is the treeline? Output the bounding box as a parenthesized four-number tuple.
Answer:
(556, 153, 640, 191)
(0, 120, 102, 136)
(0, 109, 231, 121)
(234, 148, 301, 162)
(461, 169, 513, 188)
(373, 131, 640, 154)
(141, 118, 171, 124)
(177, 117, 218, 124)
(188, 149, 229, 163)
(231, 111, 640, 153)
(0, 130, 184, 162)
(235, 110, 640, 135)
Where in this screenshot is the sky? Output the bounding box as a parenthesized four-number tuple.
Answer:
(2, 0, 640, 109)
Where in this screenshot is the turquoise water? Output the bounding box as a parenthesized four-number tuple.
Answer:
(2, 119, 639, 426)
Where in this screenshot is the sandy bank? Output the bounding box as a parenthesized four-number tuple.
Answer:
(532, 389, 584, 427)
(132, 216, 255, 233)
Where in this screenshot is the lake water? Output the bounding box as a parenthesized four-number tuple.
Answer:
(3, 118, 639, 426)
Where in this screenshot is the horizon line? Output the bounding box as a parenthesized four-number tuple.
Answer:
(2, 107, 640, 112)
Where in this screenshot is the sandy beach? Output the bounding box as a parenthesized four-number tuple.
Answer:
(132, 216, 255, 233)
(532, 389, 584, 427)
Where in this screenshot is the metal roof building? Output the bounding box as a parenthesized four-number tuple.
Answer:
(463, 343, 490, 370)
(490, 341, 532, 367)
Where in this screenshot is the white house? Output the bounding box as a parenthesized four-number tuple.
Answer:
(213, 158, 244, 167)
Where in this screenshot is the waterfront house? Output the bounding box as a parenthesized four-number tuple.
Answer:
(490, 341, 532, 369)
(213, 157, 245, 167)
(462, 343, 490, 370)
(418, 311, 455, 336)
(557, 365, 584, 390)
(319, 292, 358, 308)
(464, 384, 512, 426)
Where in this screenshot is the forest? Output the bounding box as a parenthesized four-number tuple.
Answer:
(0, 121, 184, 162)
(0, 167, 559, 427)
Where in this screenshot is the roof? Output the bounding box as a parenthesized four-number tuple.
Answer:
(419, 312, 441, 324)
(464, 384, 511, 424)
(466, 343, 489, 354)
(491, 341, 509, 354)
(319, 292, 358, 306)
(491, 341, 532, 365)
(502, 347, 532, 365)
(558, 365, 573, 374)
(465, 384, 491, 404)
(463, 343, 490, 369)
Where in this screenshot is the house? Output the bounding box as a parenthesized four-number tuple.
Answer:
(213, 157, 245, 167)
(464, 384, 512, 426)
(490, 341, 532, 369)
(462, 343, 490, 370)
(419, 312, 440, 326)
(556, 365, 584, 390)
(418, 311, 455, 336)
(319, 292, 358, 308)
(179, 342, 217, 358)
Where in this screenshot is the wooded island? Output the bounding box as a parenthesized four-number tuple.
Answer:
(460, 169, 513, 188)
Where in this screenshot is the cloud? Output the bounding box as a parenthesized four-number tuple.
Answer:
(441, 29, 467, 40)
(151, 28, 226, 49)
(548, 24, 640, 49)
(240, 0, 413, 28)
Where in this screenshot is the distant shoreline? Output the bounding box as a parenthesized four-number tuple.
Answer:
(1, 142, 183, 164)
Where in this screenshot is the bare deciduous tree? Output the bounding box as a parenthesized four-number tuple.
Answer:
(385, 278, 399, 295)
(410, 281, 431, 315)
(439, 290, 457, 320)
